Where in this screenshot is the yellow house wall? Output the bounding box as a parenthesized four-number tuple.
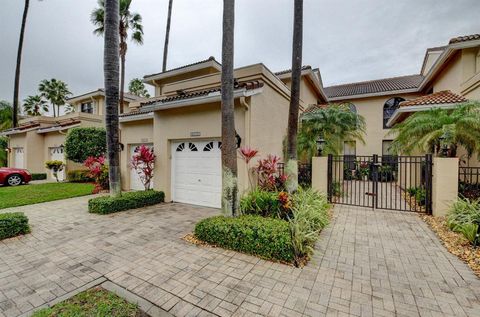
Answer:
(337, 93, 422, 156)
(119, 119, 154, 190)
(432, 52, 462, 94)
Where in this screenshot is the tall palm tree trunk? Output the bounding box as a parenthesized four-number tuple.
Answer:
(120, 53, 125, 114)
(13, 0, 30, 127)
(162, 0, 173, 72)
(221, 0, 238, 217)
(104, 0, 122, 197)
(52, 103, 56, 117)
(286, 0, 303, 193)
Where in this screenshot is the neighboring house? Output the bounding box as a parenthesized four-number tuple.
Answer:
(310, 34, 480, 160)
(118, 57, 327, 207)
(1, 89, 139, 181)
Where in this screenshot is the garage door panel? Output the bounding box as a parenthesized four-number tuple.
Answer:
(172, 140, 221, 208)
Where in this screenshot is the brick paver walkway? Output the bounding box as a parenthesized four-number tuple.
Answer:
(0, 197, 479, 317)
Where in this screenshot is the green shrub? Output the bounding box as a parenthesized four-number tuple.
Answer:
(0, 212, 30, 240)
(240, 188, 282, 218)
(65, 127, 106, 163)
(0, 136, 7, 167)
(447, 198, 480, 245)
(88, 190, 165, 214)
(407, 186, 426, 206)
(67, 170, 94, 183)
(31, 173, 47, 181)
(195, 215, 294, 262)
(289, 188, 330, 264)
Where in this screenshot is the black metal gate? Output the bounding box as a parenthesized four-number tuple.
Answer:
(327, 154, 433, 213)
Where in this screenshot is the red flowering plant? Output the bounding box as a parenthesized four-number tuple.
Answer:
(130, 144, 156, 190)
(256, 154, 288, 191)
(238, 146, 259, 188)
(84, 155, 109, 194)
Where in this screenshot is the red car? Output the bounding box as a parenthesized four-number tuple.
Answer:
(0, 167, 32, 186)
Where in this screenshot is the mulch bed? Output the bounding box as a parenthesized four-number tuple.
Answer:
(420, 214, 480, 277)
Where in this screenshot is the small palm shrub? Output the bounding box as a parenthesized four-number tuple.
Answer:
(289, 188, 330, 264)
(407, 187, 426, 206)
(240, 188, 290, 218)
(447, 198, 480, 246)
(45, 160, 64, 182)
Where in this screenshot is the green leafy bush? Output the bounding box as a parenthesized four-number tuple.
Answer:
(289, 188, 330, 264)
(407, 186, 426, 206)
(195, 215, 294, 262)
(447, 198, 480, 245)
(88, 190, 165, 214)
(65, 127, 106, 163)
(31, 173, 47, 181)
(67, 170, 94, 183)
(0, 212, 30, 240)
(240, 188, 282, 218)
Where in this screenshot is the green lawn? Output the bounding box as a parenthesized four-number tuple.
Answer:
(0, 182, 94, 209)
(32, 287, 144, 317)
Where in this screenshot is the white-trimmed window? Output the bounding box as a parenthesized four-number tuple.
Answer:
(80, 102, 94, 114)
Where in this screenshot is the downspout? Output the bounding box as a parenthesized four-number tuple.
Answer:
(240, 96, 252, 192)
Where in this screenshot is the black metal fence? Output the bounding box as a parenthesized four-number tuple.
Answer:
(327, 154, 433, 213)
(459, 166, 480, 200)
(277, 163, 312, 188)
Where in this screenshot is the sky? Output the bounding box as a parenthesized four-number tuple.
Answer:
(0, 0, 479, 108)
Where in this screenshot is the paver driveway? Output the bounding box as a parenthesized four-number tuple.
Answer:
(0, 197, 479, 317)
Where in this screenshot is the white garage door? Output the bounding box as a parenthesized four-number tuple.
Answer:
(49, 147, 65, 181)
(172, 140, 221, 208)
(130, 143, 154, 190)
(13, 148, 24, 168)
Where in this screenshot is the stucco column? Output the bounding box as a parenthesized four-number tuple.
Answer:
(312, 156, 328, 193)
(432, 157, 458, 217)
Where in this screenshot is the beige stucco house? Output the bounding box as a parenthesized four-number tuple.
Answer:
(309, 34, 480, 161)
(118, 57, 327, 207)
(2, 89, 139, 181)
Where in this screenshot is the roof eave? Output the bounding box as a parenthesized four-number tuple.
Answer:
(132, 87, 263, 114)
(143, 59, 222, 84)
(327, 87, 420, 101)
(387, 102, 465, 127)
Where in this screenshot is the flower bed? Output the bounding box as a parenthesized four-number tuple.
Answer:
(0, 212, 30, 240)
(88, 190, 165, 214)
(195, 187, 330, 266)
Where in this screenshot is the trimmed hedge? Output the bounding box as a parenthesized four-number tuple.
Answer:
(194, 215, 294, 262)
(67, 170, 94, 183)
(0, 212, 30, 240)
(88, 190, 165, 214)
(31, 173, 47, 181)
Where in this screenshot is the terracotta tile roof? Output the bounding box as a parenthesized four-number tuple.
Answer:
(324, 74, 424, 99)
(274, 65, 312, 76)
(449, 34, 480, 44)
(121, 80, 264, 117)
(143, 56, 219, 79)
(303, 104, 328, 113)
(399, 90, 467, 107)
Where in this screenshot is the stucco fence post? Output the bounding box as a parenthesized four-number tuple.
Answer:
(432, 157, 459, 217)
(312, 156, 329, 194)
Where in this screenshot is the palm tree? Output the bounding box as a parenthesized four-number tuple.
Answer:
(0, 101, 13, 131)
(23, 95, 48, 116)
(91, 0, 144, 114)
(286, 0, 303, 192)
(221, 0, 238, 217)
(389, 102, 480, 158)
(13, 0, 30, 127)
(38, 79, 72, 117)
(128, 78, 150, 98)
(298, 104, 366, 160)
(162, 0, 173, 72)
(103, 0, 122, 197)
